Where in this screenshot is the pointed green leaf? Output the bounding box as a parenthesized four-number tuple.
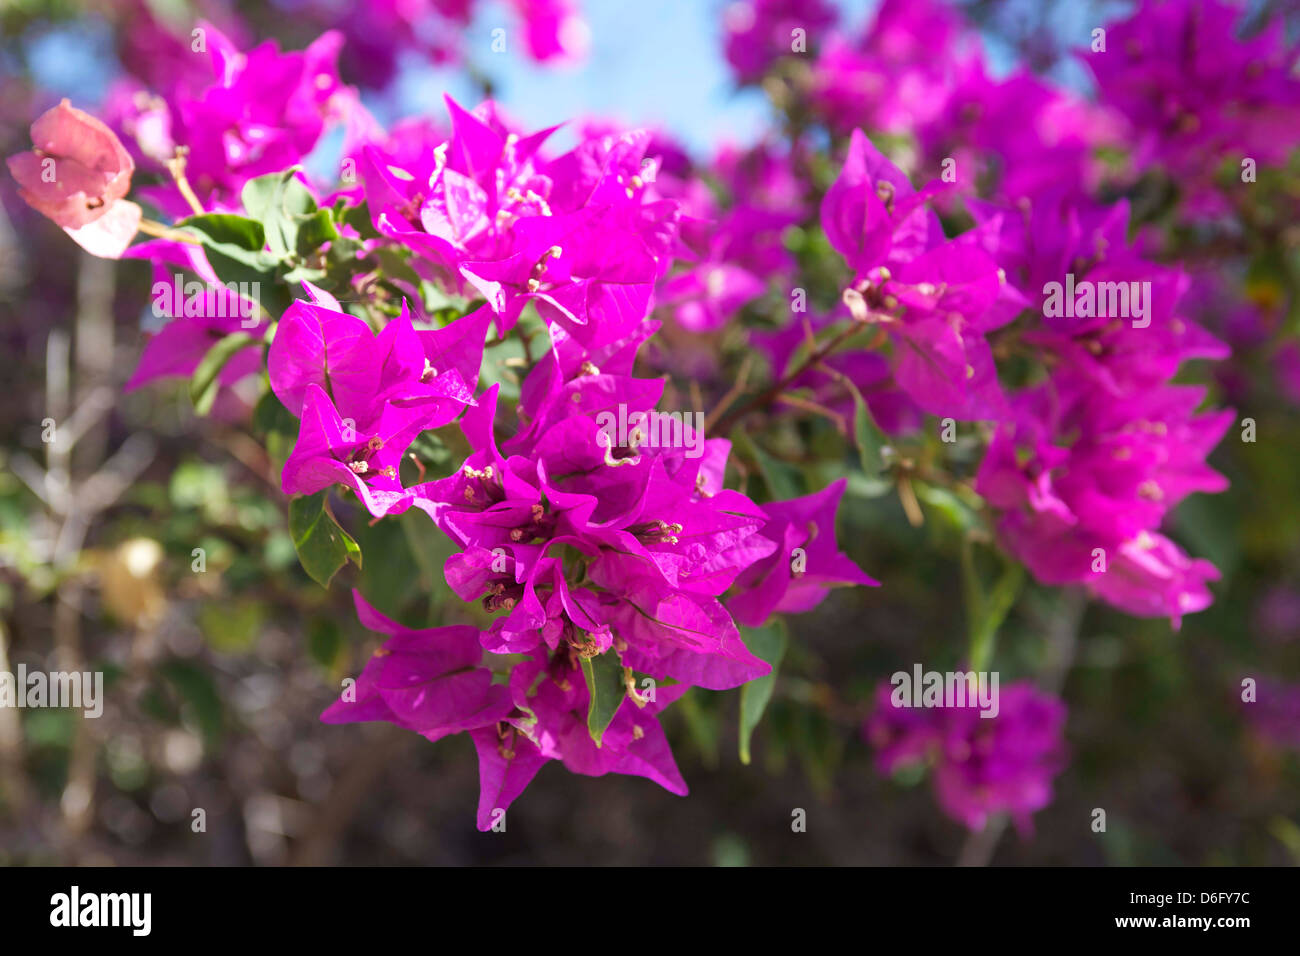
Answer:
(730, 428, 804, 501)
(176, 212, 283, 315)
(179, 212, 266, 252)
(739, 620, 788, 765)
(240, 168, 317, 256)
(844, 378, 887, 475)
(288, 491, 362, 589)
(581, 650, 626, 747)
(962, 541, 1024, 671)
(295, 207, 339, 257)
(252, 388, 298, 439)
(190, 331, 257, 415)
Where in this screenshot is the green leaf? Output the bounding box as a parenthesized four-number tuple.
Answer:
(730, 428, 804, 501)
(240, 168, 317, 256)
(962, 540, 1024, 671)
(176, 213, 283, 315)
(288, 491, 362, 589)
(295, 207, 339, 257)
(373, 246, 424, 289)
(421, 283, 478, 323)
(280, 264, 329, 286)
(676, 688, 721, 768)
(478, 333, 528, 403)
(738, 620, 788, 765)
(580, 650, 626, 747)
(336, 200, 381, 240)
(353, 512, 421, 622)
(845, 470, 894, 499)
(179, 212, 266, 252)
(189, 331, 257, 415)
(913, 482, 981, 534)
(252, 388, 298, 440)
(843, 378, 887, 475)
(1173, 492, 1241, 580)
(394, 508, 459, 622)
(326, 235, 365, 269)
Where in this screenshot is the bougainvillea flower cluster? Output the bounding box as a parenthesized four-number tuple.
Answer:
(8, 0, 1277, 834)
(866, 679, 1068, 833)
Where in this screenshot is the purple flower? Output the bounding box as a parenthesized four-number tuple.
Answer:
(281, 383, 431, 516)
(653, 139, 802, 336)
(729, 479, 878, 627)
(509, 0, 590, 63)
(1242, 679, 1300, 752)
(359, 97, 676, 350)
(808, 0, 978, 135)
(821, 129, 1016, 418)
(469, 649, 686, 830)
(866, 679, 1068, 833)
(1082, 0, 1300, 214)
(163, 22, 346, 205)
(268, 295, 476, 428)
(976, 378, 1232, 625)
(124, 242, 267, 394)
(723, 0, 838, 84)
(269, 292, 479, 516)
(321, 591, 512, 740)
(411, 371, 793, 690)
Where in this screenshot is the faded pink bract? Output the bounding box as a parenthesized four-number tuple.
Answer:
(7, 98, 142, 257)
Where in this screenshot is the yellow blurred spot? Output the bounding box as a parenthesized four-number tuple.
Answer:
(95, 537, 166, 629)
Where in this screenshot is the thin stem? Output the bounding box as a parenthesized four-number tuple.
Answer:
(137, 218, 202, 244)
(896, 475, 924, 528)
(771, 391, 846, 434)
(711, 320, 864, 437)
(703, 354, 754, 433)
(166, 152, 206, 217)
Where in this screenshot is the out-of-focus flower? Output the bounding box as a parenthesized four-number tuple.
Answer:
(866, 679, 1068, 832)
(1242, 679, 1300, 752)
(723, 0, 838, 84)
(1082, 0, 1300, 216)
(510, 0, 591, 63)
(976, 379, 1232, 626)
(163, 22, 347, 206)
(6, 99, 142, 258)
(1274, 342, 1300, 406)
(1256, 588, 1300, 643)
(808, 0, 976, 135)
